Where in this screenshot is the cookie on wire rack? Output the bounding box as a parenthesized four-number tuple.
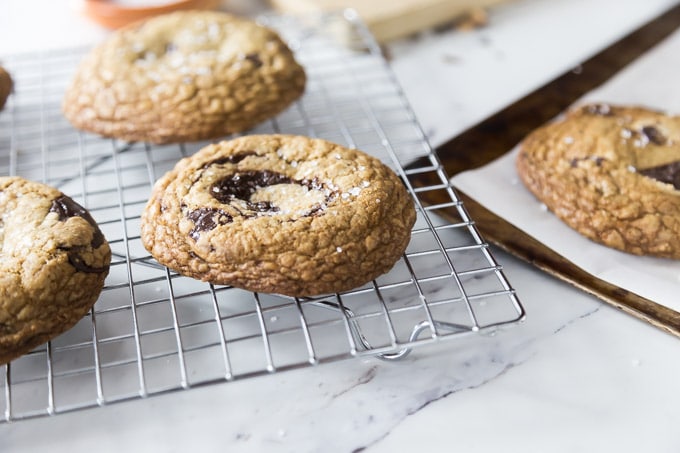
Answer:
(141, 134, 416, 297)
(62, 10, 306, 144)
(0, 177, 111, 365)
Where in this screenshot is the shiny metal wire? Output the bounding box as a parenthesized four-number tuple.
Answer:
(0, 11, 524, 423)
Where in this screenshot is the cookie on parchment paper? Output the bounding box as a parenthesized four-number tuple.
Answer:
(141, 134, 416, 297)
(516, 103, 680, 259)
(63, 11, 306, 144)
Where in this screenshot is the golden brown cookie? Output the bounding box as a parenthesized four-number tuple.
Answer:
(0, 65, 12, 110)
(516, 103, 680, 258)
(62, 11, 306, 144)
(141, 135, 416, 296)
(0, 177, 111, 365)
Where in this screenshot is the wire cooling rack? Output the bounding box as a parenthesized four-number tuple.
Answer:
(0, 11, 524, 422)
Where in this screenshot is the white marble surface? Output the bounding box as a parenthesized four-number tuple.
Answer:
(3, 0, 680, 452)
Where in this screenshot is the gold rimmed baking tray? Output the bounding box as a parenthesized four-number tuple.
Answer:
(411, 3, 680, 337)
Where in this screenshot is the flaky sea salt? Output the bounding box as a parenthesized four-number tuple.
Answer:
(169, 54, 185, 68)
(208, 23, 220, 39)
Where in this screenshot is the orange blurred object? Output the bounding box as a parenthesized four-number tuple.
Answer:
(81, 0, 222, 29)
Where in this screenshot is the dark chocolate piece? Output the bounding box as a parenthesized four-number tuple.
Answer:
(187, 207, 233, 240)
(50, 195, 105, 248)
(569, 156, 606, 168)
(639, 161, 680, 189)
(210, 170, 335, 215)
(211, 170, 294, 203)
(200, 151, 257, 169)
(244, 53, 263, 68)
(67, 250, 109, 274)
(641, 126, 667, 145)
(58, 246, 109, 274)
(50, 195, 88, 221)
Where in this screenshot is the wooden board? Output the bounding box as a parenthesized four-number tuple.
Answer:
(269, 0, 509, 42)
(408, 3, 680, 337)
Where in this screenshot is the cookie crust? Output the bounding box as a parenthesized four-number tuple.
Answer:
(141, 135, 416, 296)
(63, 11, 306, 144)
(516, 104, 680, 258)
(0, 177, 111, 364)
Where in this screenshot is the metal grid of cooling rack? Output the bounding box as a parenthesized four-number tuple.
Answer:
(0, 11, 524, 422)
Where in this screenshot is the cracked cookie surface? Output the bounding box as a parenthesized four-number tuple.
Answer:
(141, 134, 416, 296)
(0, 65, 11, 110)
(0, 177, 111, 364)
(63, 11, 306, 144)
(516, 103, 680, 258)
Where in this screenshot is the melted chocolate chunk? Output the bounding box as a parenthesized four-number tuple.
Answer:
(50, 195, 87, 221)
(0, 322, 12, 335)
(303, 177, 325, 191)
(244, 53, 263, 68)
(200, 151, 258, 169)
(641, 126, 666, 145)
(249, 201, 279, 213)
(209, 170, 335, 216)
(58, 246, 109, 274)
(569, 156, 606, 168)
(211, 170, 294, 203)
(187, 207, 232, 241)
(50, 195, 105, 248)
(188, 251, 203, 261)
(639, 161, 680, 189)
(68, 251, 109, 274)
(304, 204, 326, 217)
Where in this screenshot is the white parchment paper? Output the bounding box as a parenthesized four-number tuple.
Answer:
(451, 28, 680, 311)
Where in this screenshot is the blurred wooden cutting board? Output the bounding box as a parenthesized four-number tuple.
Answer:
(269, 0, 510, 42)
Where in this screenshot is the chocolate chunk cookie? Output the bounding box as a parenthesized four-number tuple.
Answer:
(516, 103, 680, 258)
(141, 135, 416, 296)
(0, 65, 12, 110)
(0, 177, 111, 365)
(62, 11, 306, 144)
